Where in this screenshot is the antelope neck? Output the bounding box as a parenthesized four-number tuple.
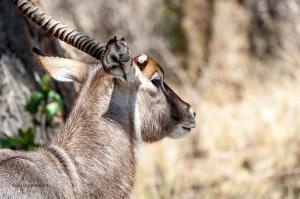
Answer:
(49, 68, 139, 195)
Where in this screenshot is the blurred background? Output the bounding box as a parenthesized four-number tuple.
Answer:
(1, 0, 300, 198)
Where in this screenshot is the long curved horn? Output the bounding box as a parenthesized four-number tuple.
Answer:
(10, 0, 105, 60)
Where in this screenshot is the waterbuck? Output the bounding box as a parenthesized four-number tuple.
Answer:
(0, 0, 196, 198)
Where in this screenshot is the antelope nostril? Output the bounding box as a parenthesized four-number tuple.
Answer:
(189, 107, 196, 118)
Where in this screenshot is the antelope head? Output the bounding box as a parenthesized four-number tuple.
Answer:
(33, 37, 196, 144)
(133, 54, 196, 141)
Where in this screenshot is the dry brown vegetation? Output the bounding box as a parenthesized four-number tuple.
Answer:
(42, 0, 300, 198)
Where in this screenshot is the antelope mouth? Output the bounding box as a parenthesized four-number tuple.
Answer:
(169, 124, 196, 139)
(182, 123, 196, 131)
(182, 127, 192, 131)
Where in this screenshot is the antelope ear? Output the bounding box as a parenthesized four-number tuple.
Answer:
(33, 48, 89, 83)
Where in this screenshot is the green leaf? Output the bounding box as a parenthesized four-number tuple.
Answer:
(44, 102, 60, 117)
(40, 74, 51, 93)
(18, 128, 37, 150)
(0, 136, 22, 149)
(48, 90, 63, 106)
(25, 91, 44, 114)
(0, 128, 38, 151)
(43, 102, 60, 126)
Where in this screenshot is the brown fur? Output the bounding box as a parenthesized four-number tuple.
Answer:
(136, 56, 161, 78)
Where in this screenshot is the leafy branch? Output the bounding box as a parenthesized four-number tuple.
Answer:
(0, 75, 63, 150)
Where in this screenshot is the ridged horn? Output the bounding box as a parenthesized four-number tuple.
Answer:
(10, 0, 105, 60)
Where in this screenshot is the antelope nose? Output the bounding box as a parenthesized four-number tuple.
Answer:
(188, 107, 196, 128)
(189, 107, 196, 118)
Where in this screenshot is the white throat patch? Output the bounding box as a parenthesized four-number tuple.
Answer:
(134, 103, 142, 159)
(133, 66, 157, 159)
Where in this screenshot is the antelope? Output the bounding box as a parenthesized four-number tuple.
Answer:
(0, 0, 196, 198)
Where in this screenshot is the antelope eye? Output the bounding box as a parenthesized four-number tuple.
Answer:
(151, 72, 161, 87)
(151, 78, 160, 87)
